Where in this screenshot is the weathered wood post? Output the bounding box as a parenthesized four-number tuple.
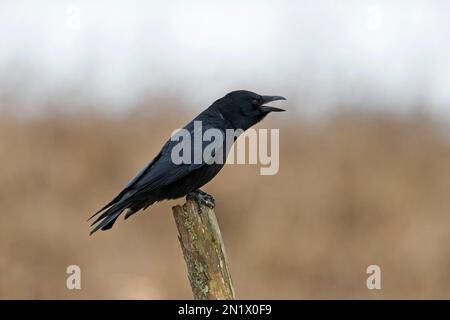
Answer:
(172, 194, 235, 300)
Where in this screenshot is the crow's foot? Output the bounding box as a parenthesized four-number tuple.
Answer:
(187, 189, 216, 209)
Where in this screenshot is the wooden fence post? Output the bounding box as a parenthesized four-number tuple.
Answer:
(172, 195, 235, 300)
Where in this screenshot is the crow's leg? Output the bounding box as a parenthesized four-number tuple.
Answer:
(187, 189, 215, 209)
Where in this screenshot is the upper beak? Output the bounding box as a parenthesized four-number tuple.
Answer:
(259, 95, 286, 113)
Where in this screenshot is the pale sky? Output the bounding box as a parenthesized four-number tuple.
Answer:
(1, 0, 449, 117)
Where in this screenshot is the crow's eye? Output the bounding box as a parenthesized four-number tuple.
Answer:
(251, 98, 260, 105)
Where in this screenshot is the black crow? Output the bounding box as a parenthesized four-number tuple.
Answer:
(89, 90, 286, 234)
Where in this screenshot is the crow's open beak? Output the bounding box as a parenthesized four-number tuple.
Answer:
(260, 95, 286, 113)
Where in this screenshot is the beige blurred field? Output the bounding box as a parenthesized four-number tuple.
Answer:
(1, 106, 450, 299)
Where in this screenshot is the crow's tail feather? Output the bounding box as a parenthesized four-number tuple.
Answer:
(89, 194, 158, 235)
(89, 201, 129, 235)
(87, 189, 131, 222)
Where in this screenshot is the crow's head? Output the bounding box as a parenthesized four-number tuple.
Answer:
(214, 90, 286, 130)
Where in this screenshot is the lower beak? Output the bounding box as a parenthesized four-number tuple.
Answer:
(260, 95, 286, 113)
(260, 106, 285, 113)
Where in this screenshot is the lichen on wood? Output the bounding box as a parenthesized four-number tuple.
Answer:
(172, 196, 235, 300)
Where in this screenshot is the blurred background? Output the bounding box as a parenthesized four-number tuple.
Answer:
(1, 0, 450, 299)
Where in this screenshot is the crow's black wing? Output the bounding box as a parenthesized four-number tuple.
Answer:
(89, 122, 224, 234)
(126, 123, 215, 193)
(88, 147, 164, 221)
